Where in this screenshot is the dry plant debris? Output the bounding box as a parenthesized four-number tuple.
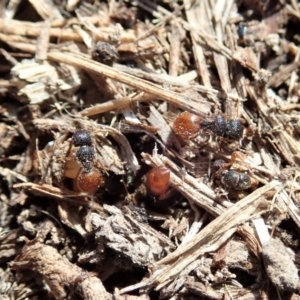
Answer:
(1, 0, 300, 299)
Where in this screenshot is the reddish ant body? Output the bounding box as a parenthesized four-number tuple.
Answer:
(145, 167, 174, 200)
(173, 112, 244, 140)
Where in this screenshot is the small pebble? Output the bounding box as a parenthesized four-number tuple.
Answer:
(262, 238, 299, 292)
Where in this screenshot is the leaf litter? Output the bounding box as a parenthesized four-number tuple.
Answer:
(0, 0, 300, 299)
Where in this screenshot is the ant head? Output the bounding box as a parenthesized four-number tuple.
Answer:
(73, 130, 92, 147)
(226, 120, 244, 140)
(221, 170, 240, 188)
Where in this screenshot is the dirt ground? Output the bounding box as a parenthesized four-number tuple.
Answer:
(0, 0, 300, 299)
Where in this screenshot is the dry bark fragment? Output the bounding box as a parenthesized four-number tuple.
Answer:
(91, 41, 118, 66)
(184, 276, 222, 300)
(88, 205, 175, 267)
(114, 290, 150, 300)
(12, 240, 112, 300)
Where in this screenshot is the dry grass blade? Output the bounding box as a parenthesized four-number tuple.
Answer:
(47, 51, 208, 116)
(0, 18, 135, 43)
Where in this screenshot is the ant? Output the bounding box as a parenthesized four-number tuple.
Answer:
(213, 153, 258, 190)
(221, 169, 252, 190)
(65, 130, 106, 194)
(172, 112, 244, 140)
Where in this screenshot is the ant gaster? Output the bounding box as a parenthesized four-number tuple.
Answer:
(173, 112, 201, 140)
(145, 167, 174, 200)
